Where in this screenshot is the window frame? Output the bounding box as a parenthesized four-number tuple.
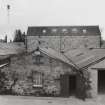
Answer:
(32, 71, 43, 88)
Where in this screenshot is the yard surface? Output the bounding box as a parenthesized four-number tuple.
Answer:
(0, 95, 105, 105)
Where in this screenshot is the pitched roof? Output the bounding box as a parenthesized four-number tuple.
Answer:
(0, 42, 26, 56)
(39, 47, 75, 66)
(91, 59, 105, 69)
(64, 48, 105, 69)
(27, 26, 101, 36)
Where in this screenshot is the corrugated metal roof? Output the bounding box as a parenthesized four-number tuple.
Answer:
(64, 48, 105, 69)
(27, 26, 101, 36)
(39, 47, 75, 66)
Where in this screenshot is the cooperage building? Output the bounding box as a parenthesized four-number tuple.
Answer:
(1, 26, 105, 98)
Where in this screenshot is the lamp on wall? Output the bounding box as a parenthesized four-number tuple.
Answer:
(34, 47, 41, 56)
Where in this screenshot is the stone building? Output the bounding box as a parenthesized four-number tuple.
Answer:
(27, 26, 101, 52)
(2, 26, 105, 99)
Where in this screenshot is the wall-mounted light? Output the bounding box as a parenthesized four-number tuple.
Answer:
(34, 47, 41, 56)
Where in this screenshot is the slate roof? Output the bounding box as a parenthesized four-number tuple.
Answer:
(0, 42, 26, 56)
(39, 47, 75, 66)
(27, 26, 101, 36)
(91, 59, 105, 69)
(64, 48, 105, 69)
(31, 47, 105, 69)
(0, 55, 10, 60)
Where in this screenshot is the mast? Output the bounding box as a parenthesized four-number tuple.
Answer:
(7, 4, 10, 25)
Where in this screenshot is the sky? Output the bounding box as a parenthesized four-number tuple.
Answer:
(0, 0, 105, 41)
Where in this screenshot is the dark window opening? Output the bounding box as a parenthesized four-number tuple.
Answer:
(33, 56, 43, 65)
(98, 70, 105, 94)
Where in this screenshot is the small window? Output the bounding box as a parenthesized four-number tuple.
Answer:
(83, 29, 87, 34)
(42, 29, 47, 34)
(36, 56, 41, 64)
(32, 71, 43, 87)
(33, 55, 43, 65)
(52, 28, 57, 33)
(71, 28, 78, 33)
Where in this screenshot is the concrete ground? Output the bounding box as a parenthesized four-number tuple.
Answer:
(0, 95, 105, 105)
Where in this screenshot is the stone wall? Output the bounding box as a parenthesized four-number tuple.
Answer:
(86, 67, 98, 98)
(2, 52, 94, 98)
(27, 35, 100, 52)
(2, 52, 74, 96)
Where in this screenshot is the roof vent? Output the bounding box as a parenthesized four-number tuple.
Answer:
(42, 29, 47, 34)
(52, 28, 57, 33)
(62, 28, 68, 33)
(71, 28, 78, 33)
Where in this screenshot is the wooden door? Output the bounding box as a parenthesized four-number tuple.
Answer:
(60, 74, 69, 97)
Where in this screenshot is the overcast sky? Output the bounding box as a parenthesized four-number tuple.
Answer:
(0, 0, 105, 40)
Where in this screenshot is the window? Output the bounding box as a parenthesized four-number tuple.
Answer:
(33, 71, 43, 87)
(35, 56, 41, 64)
(33, 55, 43, 65)
(32, 49, 43, 65)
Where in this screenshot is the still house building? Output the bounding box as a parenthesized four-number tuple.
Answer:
(27, 26, 101, 52)
(2, 26, 105, 99)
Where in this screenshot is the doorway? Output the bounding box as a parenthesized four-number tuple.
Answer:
(69, 75, 76, 95)
(60, 74, 76, 97)
(98, 70, 105, 94)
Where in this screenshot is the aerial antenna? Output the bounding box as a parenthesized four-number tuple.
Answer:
(7, 4, 10, 24)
